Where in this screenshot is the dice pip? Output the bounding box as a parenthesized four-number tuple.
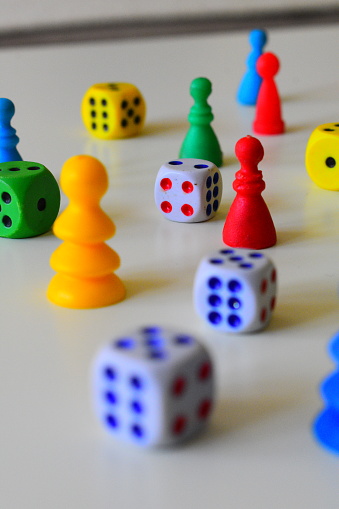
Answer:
(81, 83, 146, 139)
(154, 158, 222, 222)
(0, 161, 60, 238)
(194, 248, 277, 333)
(92, 326, 214, 447)
(305, 122, 339, 190)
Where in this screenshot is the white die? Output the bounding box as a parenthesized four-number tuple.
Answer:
(92, 326, 214, 447)
(193, 248, 277, 333)
(154, 158, 222, 222)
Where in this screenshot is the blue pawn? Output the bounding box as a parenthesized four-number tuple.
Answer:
(237, 29, 267, 106)
(313, 331, 339, 455)
(0, 98, 22, 162)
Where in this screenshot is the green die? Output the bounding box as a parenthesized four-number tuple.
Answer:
(0, 161, 60, 238)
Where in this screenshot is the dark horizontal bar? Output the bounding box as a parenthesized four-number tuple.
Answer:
(0, 6, 339, 47)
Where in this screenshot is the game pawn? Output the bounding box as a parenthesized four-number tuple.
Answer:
(253, 52, 285, 135)
(237, 29, 268, 106)
(179, 77, 223, 167)
(313, 331, 339, 455)
(222, 135, 276, 250)
(47, 155, 125, 309)
(0, 98, 22, 162)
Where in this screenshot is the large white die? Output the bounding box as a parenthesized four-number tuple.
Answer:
(92, 326, 214, 447)
(193, 248, 277, 333)
(154, 158, 222, 222)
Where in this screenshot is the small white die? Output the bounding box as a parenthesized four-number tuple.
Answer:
(194, 248, 277, 333)
(154, 158, 222, 222)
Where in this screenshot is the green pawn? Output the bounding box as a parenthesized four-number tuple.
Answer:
(179, 77, 223, 167)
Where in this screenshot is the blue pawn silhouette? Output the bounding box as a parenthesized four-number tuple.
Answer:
(313, 331, 339, 454)
(237, 29, 267, 106)
(0, 98, 22, 162)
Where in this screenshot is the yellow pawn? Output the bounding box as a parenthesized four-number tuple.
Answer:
(47, 155, 125, 309)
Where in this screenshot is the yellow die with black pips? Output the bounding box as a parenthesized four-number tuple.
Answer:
(305, 123, 339, 190)
(81, 83, 146, 140)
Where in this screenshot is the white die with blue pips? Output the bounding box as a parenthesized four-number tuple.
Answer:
(194, 248, 277, 333)
(92, 326, 214, 447)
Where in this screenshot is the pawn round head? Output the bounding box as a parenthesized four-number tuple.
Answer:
(0, 98, 15, 123)
(256, 52, 280, 79)
(235, 135, 264, 165)
(190, 77, 212, 102)
(249, 29, 267, 50)
(60, 155, 108, 202)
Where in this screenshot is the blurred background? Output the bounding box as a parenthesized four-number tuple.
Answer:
(0, 0, 338, 46)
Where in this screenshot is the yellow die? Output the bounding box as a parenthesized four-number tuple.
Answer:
(305, 123, 339, 190)
(81, 83, 146, 140)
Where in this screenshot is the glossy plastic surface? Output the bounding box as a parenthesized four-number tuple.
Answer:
(154, 158, 222, 222)
(47, 155, 125, 308)
(194, 248, 277, 332)
(237, 29, 267, 106)
(92, 325, 214, 447)
(223, 135, 276, 249)
(253, 52, 285, 135)
(0, 98, 22, 162)
(0, 160, 60, 238)
(81, 83, 146, 139)
(305, 122, 339, 190)
(179, 77, 223, 167)
(313, 332, 339, 454)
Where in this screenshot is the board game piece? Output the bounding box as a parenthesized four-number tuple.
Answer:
(47, 155, 125, 309)
(0, 160, 60, 238)
(81, 83, 146, 139)
(313, 331, 339, 454)
(237, 29, 268, 106)
(92, 325, 214, 447)
(253, 52, 285, 135)
(0, 98, 22, 162)
(222, 135, 276, 249)
(179, 77, 223, 167)
(305, 122, 339, 190)
(154, 158, 222, 222)
(194, 248, 277, 333)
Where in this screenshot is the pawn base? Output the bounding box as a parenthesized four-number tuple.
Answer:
(222, 195, 277, 250)
(253, 119, 285, 135)
(179, 126, 223, 168)
(47, 273, 126, 309)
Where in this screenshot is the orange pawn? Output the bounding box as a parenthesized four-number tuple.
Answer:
(222, 135, 276, 250)
(47, 155, 125, 309)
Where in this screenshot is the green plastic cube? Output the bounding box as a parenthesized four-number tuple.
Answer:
(0, 161, 60, 238)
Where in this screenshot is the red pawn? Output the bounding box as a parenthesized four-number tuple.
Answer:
(253, 52, 285, 135)
(222, 135, 276, 249)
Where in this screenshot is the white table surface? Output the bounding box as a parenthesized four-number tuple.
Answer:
(0, 23, 338, 509)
